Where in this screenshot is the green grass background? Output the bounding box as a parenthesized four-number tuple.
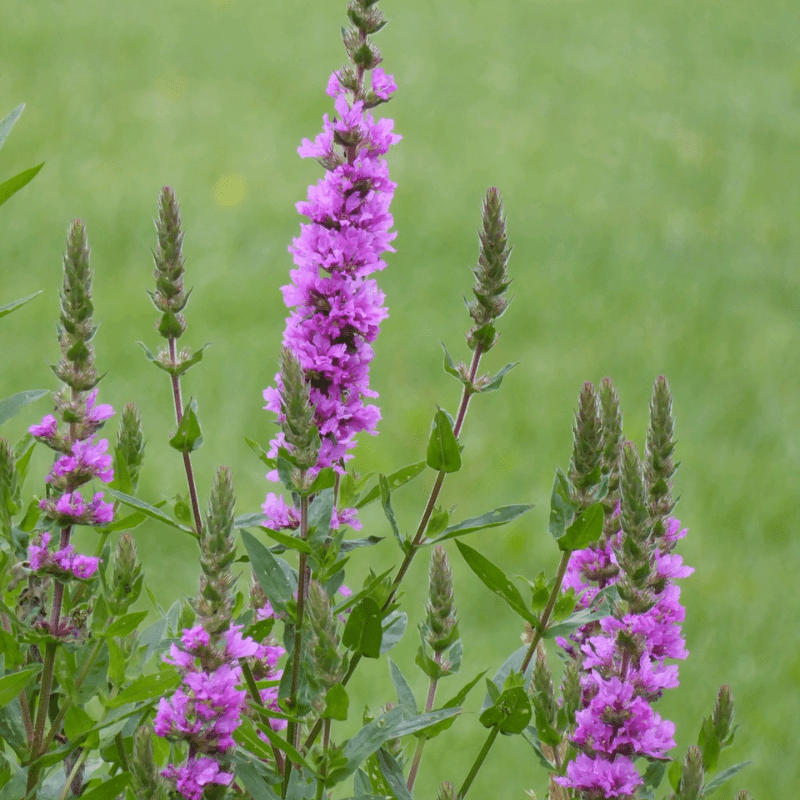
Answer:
(3, 0, 799, 796)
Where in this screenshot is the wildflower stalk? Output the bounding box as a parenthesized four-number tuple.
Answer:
(406, 651, 442, 791)
(457, 727, 500, 799)
(151, 186, 203, 536)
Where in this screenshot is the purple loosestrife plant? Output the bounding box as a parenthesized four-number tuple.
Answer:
(262, 5, 400, 531)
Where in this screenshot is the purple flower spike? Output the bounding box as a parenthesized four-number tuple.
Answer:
(263, 62, 400, 532)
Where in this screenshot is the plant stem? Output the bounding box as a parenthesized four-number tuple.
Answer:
(303, 346, 485, 753)
(406, 652, 442, 791)
(521, 550, 572, 675)
(457, 726, 499, 799)
(1, 613, 33, 741)
(284, 489, 309, 797)
(315, 719, 331, 800)
(241, 658, 286, 775)
(57, 746, 89, 800)
(168, 337, 203, 537)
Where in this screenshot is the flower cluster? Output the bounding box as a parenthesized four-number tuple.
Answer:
(155, 612, 285, 799)
(28, 531, 99, 580)
(558, 518, 692, 796)
(263, 58, 400, 531)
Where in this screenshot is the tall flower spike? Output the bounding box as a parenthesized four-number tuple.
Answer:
(646, 375, 677, 540)
(466, 187, 512, 352)
(151, 186, 188, 340)
(262, 0, 399, 531)
(116, 403, 145, 492)
(54, 220, 97, 391)
(279, 347, 320, 472)
(569, 382, 603, 510)
(307, 581, 344, 693)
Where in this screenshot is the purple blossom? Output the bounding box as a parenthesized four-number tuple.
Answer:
(555, 753, 642, 798)
(49, 437, 114, 484)
(89, 492, 114, 525)
(29, 414, 58, 440)
(55, 491, 86, 518)
(27, 532, 99, 580)
(162, 757, 233, 800)
(28, 532, 51, 570)
(264, 67, 399, 532)
(85, 388, 114, 424)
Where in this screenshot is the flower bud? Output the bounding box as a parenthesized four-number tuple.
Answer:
(466, 187, 512, 352)
(278, 348, 320, 471)
(108, 533, 143, 614)
(436, 782, 456, 800)
(54, 220, 98, 392)
(532, 643, 556, 725)
(132, 727, 168, 800)
(679, 745, 704, 800)
(559, 660, 581, 728)
(0, 438, 21, 533)
(646, 375, 677, 538)
(116, 403, 145, 491)
(599, 377, 623, 533)
(307, 581, 344, 692)
(712, 684, 734, 743)
(152, 186, 188, 340)
(569, 382, 603, 507)
(424, 545, 458, 653)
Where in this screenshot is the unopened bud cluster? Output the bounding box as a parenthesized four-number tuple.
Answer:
(151, 187, 188, 340)
(423, 545, 458, 653)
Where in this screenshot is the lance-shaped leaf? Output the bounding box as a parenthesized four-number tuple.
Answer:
(455, 541, 536, 625)
(234, 511, 269, 529)
(556, 502, 604, 552)
(342, 597, 383, 658)
(0, 291, 42, 320)
(426, 408, 462, 473)
(480, 362, 519, 393)
(0, 389, 48, 426)
(356, 461, 427, 510)
(137, 342, 209, 377)
(427, 504, 533, 544)
(0, 665, 41, 706)
(169, 398, 203, 453)
(379, 610, 407, 655)
(321, 682, 349, 721)
(389, 658, 418, 713)
(241, 529, 295, 609)
(79, 774, 132, 800)
(379, 474, 406, 552)
(245, 436, 276, 469)
(548, 468, 576, 540)
(416, 670, 486, 740)
(106, 670, 180, 708)
(0, 163, 44, 208)
(105, 488, 196, 537)
(481, 646, 532, 711)
(235, 759, 282, 800)
(0, 104, 24, 150)
(702, 761, 752, 795)
(264, 527, 313, 554)
(376, 749, 414, 800)
(441, 342, 463, 381)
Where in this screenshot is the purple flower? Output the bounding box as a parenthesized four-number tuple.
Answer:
(50, 437, 114, 484)
(89, 492, 114, 525)
(85, 388, 114, 424)
(55, 491, 87, 519)
(28, 532, 52, 570)
(264, 67, 400, 531)
(29, 414, 58, 440)
(162, 757, 233, 800)
(555, 753, 642, 798)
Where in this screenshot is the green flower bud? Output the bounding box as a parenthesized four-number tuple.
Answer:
(712, 684, 734, 743)
(152, 186, 188, 340)
(54, 220, 98, 391)
(116, 403, 145, 491)
(679, 745, 704, 800)
(599, 377, 623, 534)
(279, 348, 320, 471)
(532, 643, 556, 725)
(108, 532, 143, 615)
(437, 782, 456, 800)
(424, 545, 458, 653)
(132, 727, 168, 800)
(646, 375, 677, 540)
(307, 581, 344, 692)
(569, 382, 603, 507)
(0, 438, 21, 534)
(466, 188, 512, 352)
(559, 660, 581, 729)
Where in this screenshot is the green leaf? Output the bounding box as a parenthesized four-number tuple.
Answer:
(103, 611, 148, 639)
(79, 773, 131, 800)
(702, 761, 752, 795)
(0, 665, 40, 706)
(245, 437, 276, 469)
(441, 342, 462, 379)
(0, 291, 42, 320)
(264, 526, 313, 554)
(418, 671, 486, 740)
(557, 502, 604, 552)
(455, 541, 536, 624)
(379, 474, 406, 552)
(481, 362, 519, 392)
(389, 658, 418, 713)
(109, 446, 133, 494)
(234, 511, 269, 529)
(379, 611, 407, 655)
(0, 104, 24, 151)
(428, 504, 534, 543)
(234, 717, 279, 761)
(253, 719, 315, 772)
(339, 535, 384, 552)
(426, 408, 462, 473)
(76, 642, 109, 703)
(0, 162, 44, 208)
(479, 686, 532, 734)
(307, 467, 336, 495)
(65, 706, 97, 742)
(548, 468, 576, 540)
(105, 488, 197, 537)
(322, 682, 350, 721)
(169, 398, 203, 453)
(240, 529, 295, 608)
(392, 707, 461, 738)
(106, 669, 180, 708)
(0, 702, 27, 757)
(342, 597, 382, 658)
(235, 759, 282, 800)
(355, 461, 426, 509)
(330, 706, 406, 783)
(376, 749, 413, 800)
(308, 488, 334, 546)
(102, 509, 147, 534)
(0, 389, 48, 426)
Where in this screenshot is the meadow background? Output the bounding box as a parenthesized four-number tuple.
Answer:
(3, 0, 799, 796)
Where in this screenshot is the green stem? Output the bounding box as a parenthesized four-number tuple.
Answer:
(284, 489, 309, 798)
(406, 652, 442, 791)
(241, 658, 285, 775)
(303, 346, 485, 753)
(521, 550, 572, 676)
(114, 731, 130, 772)
(57, 746, 89, 800)
(457, 727, 499, 799)
(168, 337, 203, 537)
(315, 719, 331, 800)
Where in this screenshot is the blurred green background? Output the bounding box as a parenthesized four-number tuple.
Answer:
(3, 0, 798, 796)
